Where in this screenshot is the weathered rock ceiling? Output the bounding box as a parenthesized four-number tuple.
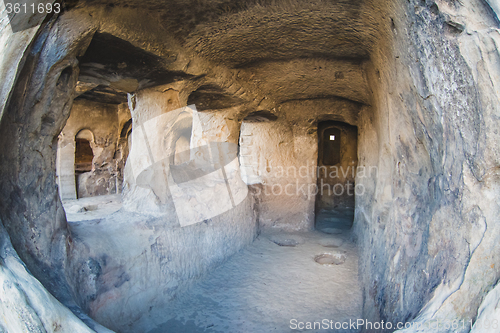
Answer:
(237, 59, 370, 104)
(184, 3, 377, 67)
(187, 84, 246, 110)
(76, 32, 193, 104)
(73, 0, 378, 106)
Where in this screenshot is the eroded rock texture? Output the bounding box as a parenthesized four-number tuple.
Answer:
(0, 0, 499, 332)
(354, 1, 500, 331)
(0, 222, 111, 333)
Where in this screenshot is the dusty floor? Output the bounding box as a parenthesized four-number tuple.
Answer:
(138, 232, 361, 333)
(64, 197, 362, 333)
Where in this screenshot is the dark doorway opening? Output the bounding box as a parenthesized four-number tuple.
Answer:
(75, 138, 93, 198)
(315, 121, 358, 231)
(75, 139, 93, 173)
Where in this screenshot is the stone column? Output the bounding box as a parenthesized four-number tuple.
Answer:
(56, 133, 77, 200)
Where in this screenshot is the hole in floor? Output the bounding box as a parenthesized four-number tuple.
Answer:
(78, 204, 98, 212)
(268, 234, 304, 247)
(314, 252, 347, 265)
(272, 238, 300, 247)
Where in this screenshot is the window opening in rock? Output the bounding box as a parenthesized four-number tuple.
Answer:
(323, 127, 342, 165)
(75, 130, 94, 199)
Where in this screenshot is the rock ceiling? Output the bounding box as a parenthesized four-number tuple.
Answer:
(73, 0, 378, 107)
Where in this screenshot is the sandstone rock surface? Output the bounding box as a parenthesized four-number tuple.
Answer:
(0, 0, 499, 332)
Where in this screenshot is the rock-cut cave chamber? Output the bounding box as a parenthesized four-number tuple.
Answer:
(0, 0, 500, 332)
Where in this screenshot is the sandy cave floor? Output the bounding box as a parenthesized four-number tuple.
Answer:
(64, 196, 362, 333)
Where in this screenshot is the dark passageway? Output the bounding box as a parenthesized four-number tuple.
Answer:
(316, 121, 358, 233)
